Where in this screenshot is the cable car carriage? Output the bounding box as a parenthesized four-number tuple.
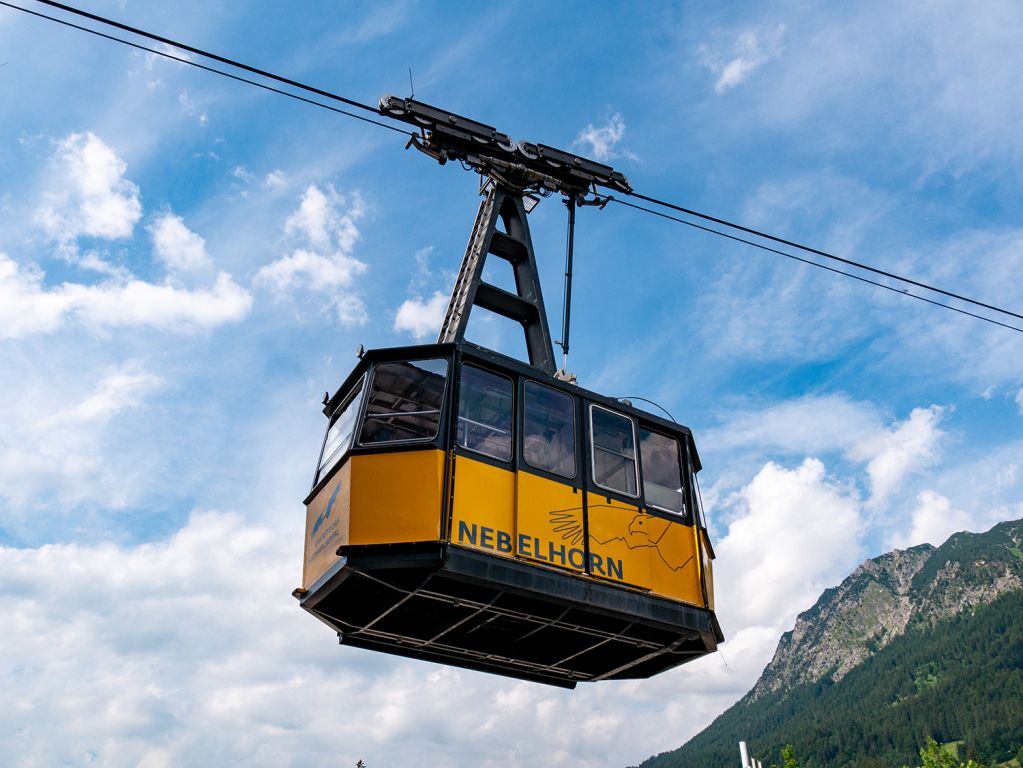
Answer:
(293, 98, 723, 688)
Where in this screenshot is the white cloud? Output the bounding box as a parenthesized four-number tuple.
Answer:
(178, 89, 208, 126)
(701, 24, 786, 94)
(714, 458, 863, 631)
(850, 405, 946, 504)
(263, 170, 287, 189)
(704, 394, 882, 457)
(573, 113, 626, 162)
(0, 361, 162, 513)
(35, 132, 142, 243)
(150, 213, 213, 273)
(0, 511, 767, 767)
(1015, 387, 1023, 414)
(0, 253, 252, 338)
(255, 185, 368, 327)
(42, 362, 162, 427)
(889, 489, 972, 549)
(255, 248, 363, 293)
(282, 185, 357, 252)
(394, 290, 447, 340)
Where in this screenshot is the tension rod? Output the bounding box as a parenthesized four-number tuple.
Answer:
(558, 193, 578, 373)
(557, 192, 610, 376)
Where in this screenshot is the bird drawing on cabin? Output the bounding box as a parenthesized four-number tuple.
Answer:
(547, 506, 694, 572)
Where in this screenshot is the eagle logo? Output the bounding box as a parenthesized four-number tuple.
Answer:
(548, 505, 694, 572)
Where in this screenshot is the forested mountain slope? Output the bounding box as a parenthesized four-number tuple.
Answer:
(636, 519, 1023, 768)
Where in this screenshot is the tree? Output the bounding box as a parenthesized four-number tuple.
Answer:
(770, 744, 800, 768)
(907, 737, 986, 768)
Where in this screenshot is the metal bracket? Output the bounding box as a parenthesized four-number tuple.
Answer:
(381, 95, 632, 196)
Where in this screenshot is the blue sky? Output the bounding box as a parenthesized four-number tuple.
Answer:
(2, 1, 1023, 766)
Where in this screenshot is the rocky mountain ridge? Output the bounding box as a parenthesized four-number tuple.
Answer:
(636, 517, 1023, 768)
(750, 519, 1023, 700)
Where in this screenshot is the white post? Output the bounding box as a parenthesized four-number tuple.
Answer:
(739, 741, 750, 768)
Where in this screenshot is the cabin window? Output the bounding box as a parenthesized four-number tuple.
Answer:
(590, 405, 638, 496)
(523, 381, 576, 478)
(639, 428, 685, 515)
(359, 359, 448, 445)
(457, 365, 513, 461)
(316, 376, 365, 483)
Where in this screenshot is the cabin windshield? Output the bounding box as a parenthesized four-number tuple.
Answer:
(359, 359, 448, 445)
(316, 376, 365, 484)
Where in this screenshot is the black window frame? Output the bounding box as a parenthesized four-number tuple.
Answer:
(314, 374, 366, 486)
(588, 404, 640, 499)
(357, 358, 449, 447)
(521, 379, 578, 480)
(638, 426, 687, 517)
(455, 363, 515, 463)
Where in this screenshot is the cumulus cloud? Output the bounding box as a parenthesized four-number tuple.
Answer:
(0, 360, 162, 514)
(714, 458, 863, 631)
(283, 185, 358, 252)
(700, 23, 786, 94)
(573, 113, 626, 162)
(889, 489, 972, 550)
(394, 290, 447, 340)
(0, 253, 252, 338)
(255, 185, 368, 326)
(150, 213, 213, 273)
(0, 511, 766, 768)
(35, 132, 142, 243)
(850, 405, 946, 504)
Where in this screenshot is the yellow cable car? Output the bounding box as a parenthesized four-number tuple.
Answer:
(293, 98, 723, 688)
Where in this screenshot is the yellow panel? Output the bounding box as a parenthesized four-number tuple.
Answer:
(349, 449, 445, 545)
(587, 493, 704, 606)
(302, 460, 351, 589)
(516, 471, 586, 573)
(700, 527, 715, 610)
(450, 455, 515, 557)
(445, 456, 710, 609)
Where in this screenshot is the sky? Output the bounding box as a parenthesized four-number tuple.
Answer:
(2, 1, 1023, 766)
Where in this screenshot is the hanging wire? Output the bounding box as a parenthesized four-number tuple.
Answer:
(608, 198, 1023, 335)
(0, 0, 411, 135)
(4, 0, 1022, 335)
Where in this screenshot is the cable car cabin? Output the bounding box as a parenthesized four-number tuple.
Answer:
(294, 341, 722, 688)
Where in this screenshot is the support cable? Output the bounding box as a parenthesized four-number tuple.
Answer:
(609, 198, 1023, 334)
(4, 0, 1021, 333)
(0, 0, 410, 135)
(623, 190, 1023, 324)
(34, 0, 379, 115)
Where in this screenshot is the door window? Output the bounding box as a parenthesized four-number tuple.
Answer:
(457, 365, 513, 461)
(523, 381, 576, 478)
(639, 428, 685, 514)
(590, 405, 638, 496)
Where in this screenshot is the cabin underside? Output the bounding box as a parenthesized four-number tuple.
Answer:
(296, 543, 723, 688)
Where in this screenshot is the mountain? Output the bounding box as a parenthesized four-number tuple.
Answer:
(637, 518, 1023, 768)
